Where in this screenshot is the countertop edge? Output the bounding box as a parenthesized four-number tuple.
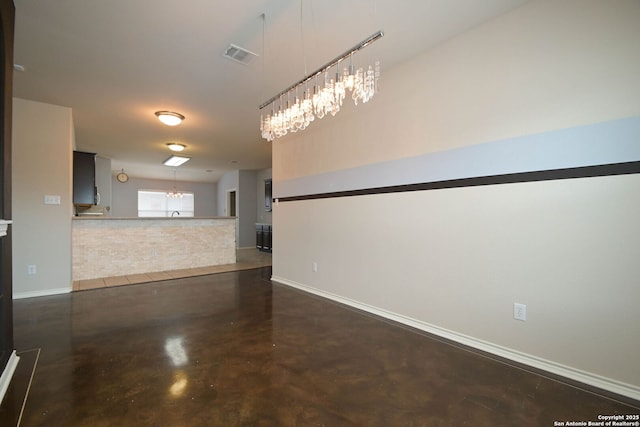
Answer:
(72, 216, 236, 220)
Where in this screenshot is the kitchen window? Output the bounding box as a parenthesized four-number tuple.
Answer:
(138, 190, 195, 217)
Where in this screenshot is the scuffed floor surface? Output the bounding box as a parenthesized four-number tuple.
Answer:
(2, 267, 638, 426)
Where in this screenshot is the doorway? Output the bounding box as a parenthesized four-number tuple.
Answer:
(226, 190, 236, 217)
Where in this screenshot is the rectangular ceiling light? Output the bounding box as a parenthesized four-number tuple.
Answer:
(223, 44, 258, 65)
(163, 155, 191, 167)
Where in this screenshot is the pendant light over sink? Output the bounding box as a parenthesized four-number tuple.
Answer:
(166, 169, 184, 198)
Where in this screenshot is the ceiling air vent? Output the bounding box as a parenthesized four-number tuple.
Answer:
(223, 44, 258, 65)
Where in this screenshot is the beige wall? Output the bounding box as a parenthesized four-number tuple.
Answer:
(273, 0, 640, 180)
(274, 174, 640, 394)
(12, 98, 74, 298)
(271, 0, 640, 399)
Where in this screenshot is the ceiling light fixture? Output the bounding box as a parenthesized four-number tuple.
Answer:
(166, 169, 184, 198)
(223, 44, 259, 65)
(163, 155, 191, 167)
(259, 31, 383, 142)
(155, 111, 185, 126)
(167, 143, 186, 152)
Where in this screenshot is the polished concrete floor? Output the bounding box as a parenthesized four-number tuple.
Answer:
(1, 267, 638, 426)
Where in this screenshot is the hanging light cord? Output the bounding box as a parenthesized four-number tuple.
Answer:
(300, 0, 307, 77)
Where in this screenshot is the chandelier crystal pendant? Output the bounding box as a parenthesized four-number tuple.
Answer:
(166, 191, 183, 198)
(260, 31, 383, 142)
(166, 169, 184, 198)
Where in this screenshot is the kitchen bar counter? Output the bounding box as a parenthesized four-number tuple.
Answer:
(73, 216, 234, 220)
(72, 217, 236, 281)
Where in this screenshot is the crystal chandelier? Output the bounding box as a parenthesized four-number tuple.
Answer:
(260, 31, 383, 142)
(166, 190, 183, 198)
(166, 169, 184, 198)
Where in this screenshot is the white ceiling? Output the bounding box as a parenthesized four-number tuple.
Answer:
(12, 0, 530, 183)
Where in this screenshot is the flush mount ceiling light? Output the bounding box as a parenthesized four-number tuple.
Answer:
(163, 155, 191, 167)
(155, 111, 185, 126)
(223, 44, 259, 65)
(167, 142, 186, 152)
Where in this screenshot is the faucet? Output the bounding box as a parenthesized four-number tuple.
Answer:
(171, 211, 180, 217)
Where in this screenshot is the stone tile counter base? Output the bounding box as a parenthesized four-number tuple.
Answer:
(72, 217, 236, 281)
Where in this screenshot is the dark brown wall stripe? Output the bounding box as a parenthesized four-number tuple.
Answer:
(275, 161, 640, 203)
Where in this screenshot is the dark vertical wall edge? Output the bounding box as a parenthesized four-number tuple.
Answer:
(0, 0, 14, 371)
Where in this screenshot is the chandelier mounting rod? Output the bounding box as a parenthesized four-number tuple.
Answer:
(259, 30, 384, 110)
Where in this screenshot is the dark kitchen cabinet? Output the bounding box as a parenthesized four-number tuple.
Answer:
(73, 151, 96, 205)
(256, 224, 272, 253)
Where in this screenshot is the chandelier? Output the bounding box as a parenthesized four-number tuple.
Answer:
(260, 31, 383, 142)
(166, 169, 184, 198)
(166, 190, 183, 198)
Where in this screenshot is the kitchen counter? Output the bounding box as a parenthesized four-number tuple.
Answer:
(72, 217, 236, 281)
(73, 216, 235, 220)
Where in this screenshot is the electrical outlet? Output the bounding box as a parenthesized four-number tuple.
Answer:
(44, 195, 61, 205)
(27, 264, 37, 275)
(514, 303, 527, 321)
(312, 262, 318, 272)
